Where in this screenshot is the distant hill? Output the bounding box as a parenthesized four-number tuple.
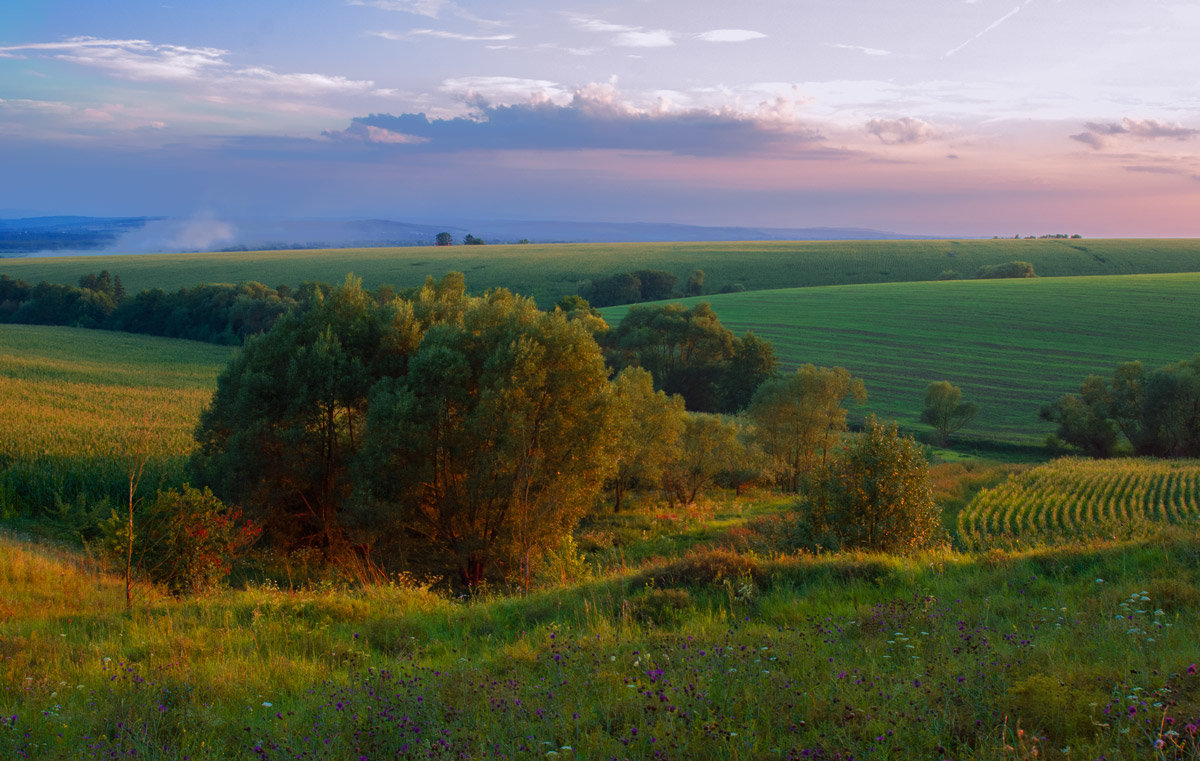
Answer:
(0, 215, 934, 256)
(0, 216, 156, 255)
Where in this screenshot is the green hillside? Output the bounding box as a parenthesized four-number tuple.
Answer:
(602, 272, 1200, 444)
(6, 237, 1200, 306)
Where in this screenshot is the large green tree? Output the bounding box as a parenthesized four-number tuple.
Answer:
(920, 381, 979, 446)
(355, 290, 613, 589)
(607, 302, 774, 412)
(660, 413, 744, 507)
(607, 367, 685, 512)
(192, 274, 465, 552)
(748, 365, 866, 492)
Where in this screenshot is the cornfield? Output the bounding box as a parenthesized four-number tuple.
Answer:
(0, 325, 229, 520)
(957, 457, 1200, 549)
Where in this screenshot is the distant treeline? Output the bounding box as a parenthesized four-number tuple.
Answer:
(0, 270, 320, 345)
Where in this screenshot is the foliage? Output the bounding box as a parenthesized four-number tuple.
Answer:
(685, 268, 705, 296)
(101, 484, 260, 594)
(0, 272, 303, 345)
(920, 380, 979, 445)
(606, 367, 686, 511)
(958, 456, 1200, 549)
(804, 416, 942, 553)
(355, 289, 613, 589)
(748, 365, 866, 492)
(579, 268, 678, 307)
(660, 413, 745, 507)
(434, 232, 453, 246)
(607, 301, 775, 412)
(975, 260, 1036, 278)
(193, 275, 441, 553)
(1042, 356, 1200, 458)
(463, 234, 485, 245)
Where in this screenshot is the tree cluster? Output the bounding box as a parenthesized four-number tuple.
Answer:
(604, 302, 777, 412)
(0, 271, 306, 344)
(975, 261, 1036, 279)
(194, 274, 613, 589)
(578, 268, 707, 308)
(1041, 356, 1200, 458)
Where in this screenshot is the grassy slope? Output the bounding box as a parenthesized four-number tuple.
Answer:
(3, 527, 1199, 760)
(6, 237, 1200, 306)
(0, 325, 230, 513)
(603, 272, 1200, 444)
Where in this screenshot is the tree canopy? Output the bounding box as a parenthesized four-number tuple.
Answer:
(1042, 356, 1200, 458)
(606, 302, 777, 412)
(747, 365, 866, 492)
(355, 290, 613, 588)
(805, 416, 941, 554)
(920, 381, 978, 445)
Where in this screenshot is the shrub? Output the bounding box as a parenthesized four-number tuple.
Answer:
(802, 416, 943, 553)
(103, 484, 260, 594)
(975, 260, 1036, 278)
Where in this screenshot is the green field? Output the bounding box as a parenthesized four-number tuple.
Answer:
(958, 457, 1200, 549)
(7, 237, 1200, 306)
(0, 325, 230, 516)
(603, 272, 1200, 444)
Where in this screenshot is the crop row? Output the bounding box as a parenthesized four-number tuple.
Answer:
(957, 457, 1200, 549)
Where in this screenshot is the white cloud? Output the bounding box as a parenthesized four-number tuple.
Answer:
(568, 15, 675, 48)
(399, 29, 516, 41)
(440, 76, 571, 105)
(866, 116, 937, 145)
(826, 43, 892, 56)
(567, 16, 637, 33)
(0, 37, 380, 98)
(614, 30, 675, 48)
(365, 125, 429, 143)
(347, 0, 447, 19)
(695, 29, 766, 43)
(348, 0, 504, 26)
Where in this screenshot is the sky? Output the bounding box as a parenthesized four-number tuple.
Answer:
(1, 0, 1198, 236)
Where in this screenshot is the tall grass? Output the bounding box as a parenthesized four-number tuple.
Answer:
(4, 528, 1200, 759)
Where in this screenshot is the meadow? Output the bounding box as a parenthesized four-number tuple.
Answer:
(6, 237, 1200, 307)
(4, 514, 1200, 760)
(602, 273, 1200, 445)
(0, 325, 230, 521)
(958, 458, 1200, 550)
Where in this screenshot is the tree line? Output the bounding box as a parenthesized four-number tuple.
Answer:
(1042, 357, 1200, 458)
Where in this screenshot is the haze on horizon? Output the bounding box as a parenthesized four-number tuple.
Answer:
(2, 0, 1198, 238)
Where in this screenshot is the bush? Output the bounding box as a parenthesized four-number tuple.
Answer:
(975, 261, 1036, 278)
(802, 416, 943, 553)
(103, 485, 260, 594)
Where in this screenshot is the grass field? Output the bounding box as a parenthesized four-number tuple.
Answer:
(958, 457, 1200, 549)
(6, 237, 1200, 307)
(602, 272, 1200, 444)
(4, 524, 1200, 760)
(0, 325, 230, 518)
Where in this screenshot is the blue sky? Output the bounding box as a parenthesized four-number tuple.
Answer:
(2, 0, 1199, 235)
